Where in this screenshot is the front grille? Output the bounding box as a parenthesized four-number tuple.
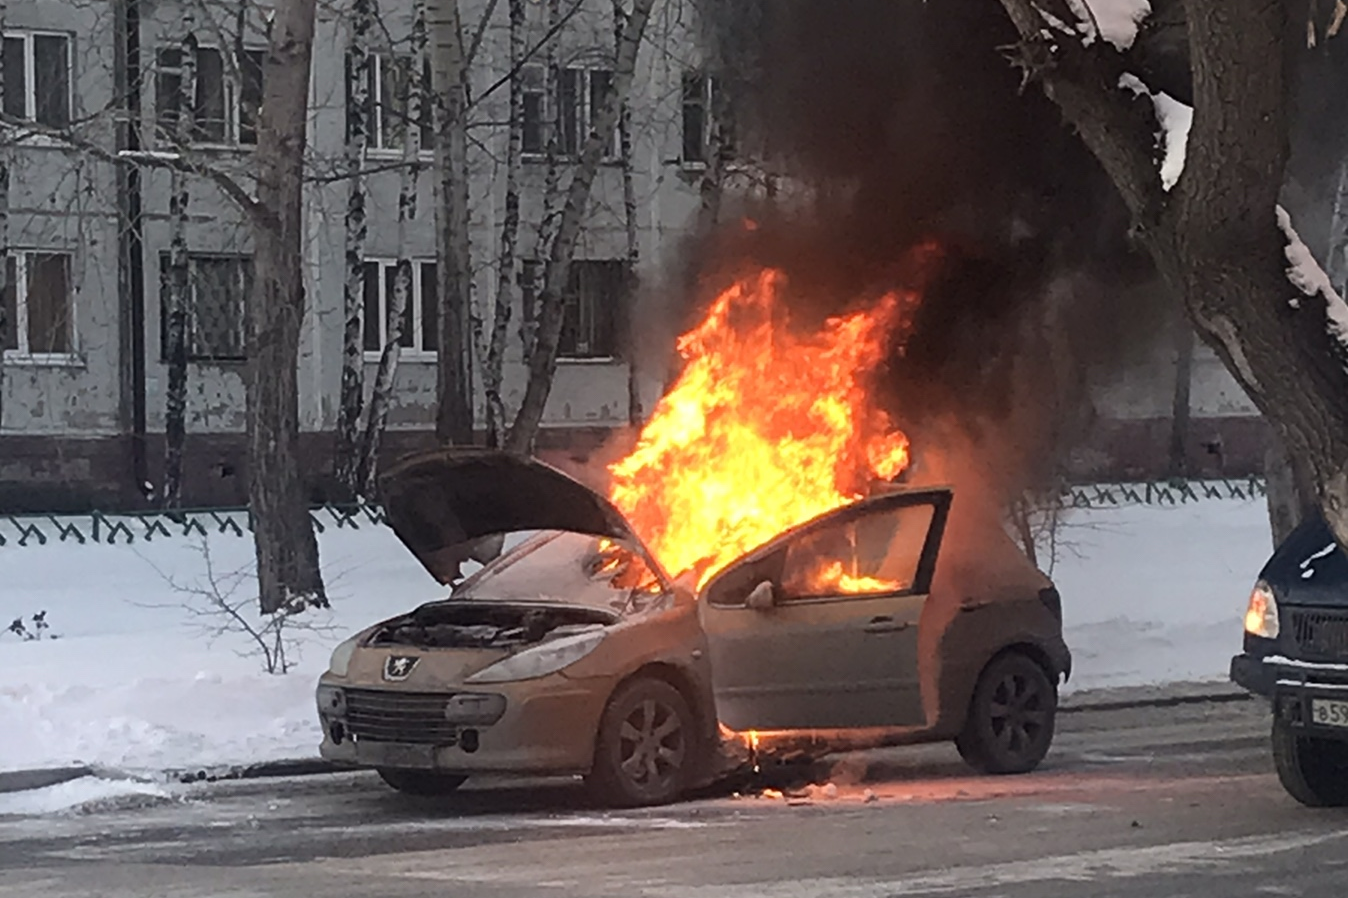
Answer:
(345, 689, 459, 745)
(1290, 609, 1348, 661)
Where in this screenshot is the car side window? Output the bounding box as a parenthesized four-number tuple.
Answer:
(778, 502, 936, 602)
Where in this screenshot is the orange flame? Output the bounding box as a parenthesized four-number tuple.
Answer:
(608, 269, 917, 586)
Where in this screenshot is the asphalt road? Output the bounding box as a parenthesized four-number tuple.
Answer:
(5, 698, 1348, 897)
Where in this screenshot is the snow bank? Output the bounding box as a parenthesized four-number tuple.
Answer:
(0, 499, 1270, 777)
(0, 525, 443, 776)
(0, 775, 170, 817)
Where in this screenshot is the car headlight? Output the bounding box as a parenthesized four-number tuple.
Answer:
(465, 630, 606, 684)
(327, 637, 359, 677)
(1244, 580, 1280, 639)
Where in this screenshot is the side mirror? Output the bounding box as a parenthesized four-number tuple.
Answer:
(745, 580, 777, 611)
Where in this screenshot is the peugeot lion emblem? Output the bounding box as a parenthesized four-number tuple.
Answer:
(383, 655, 420, 681)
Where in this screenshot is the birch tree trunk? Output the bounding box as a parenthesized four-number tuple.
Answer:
(163, 20, 198, 509)
(614, 0, 642, 427)
(248, 0, 326, 614)
(429, 0, 474, 445)
(0, 0, 11, 433)
(359, 4, 426, 493)
(480, 0, 524, 447)
(522, 0, 563, 365)
(334, 0, 375, 497)
(506, 0, 657, 452)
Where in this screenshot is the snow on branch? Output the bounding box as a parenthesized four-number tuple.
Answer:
(1033, 0, 1149, 48)
(1081, 0, 1151, 49)
(1117, 73, 1191, 190)
(1277, 205, 1348, 344)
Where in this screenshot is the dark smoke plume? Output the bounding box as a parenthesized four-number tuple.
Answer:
(678, 0, 1170, 505)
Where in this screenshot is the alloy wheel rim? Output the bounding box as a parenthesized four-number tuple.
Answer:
(617, 698, 686, 790)
(988, 671, 1048, 759)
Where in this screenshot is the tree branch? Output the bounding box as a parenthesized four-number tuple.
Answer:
(0, 117, 267, 225)
(996, 0, 1167, 229)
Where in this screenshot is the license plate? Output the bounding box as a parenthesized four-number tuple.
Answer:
(1311, 699, 1348, 728)
(356, 741, 437, 768)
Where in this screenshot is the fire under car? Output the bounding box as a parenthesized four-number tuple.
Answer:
(316, 449, 1072, 806)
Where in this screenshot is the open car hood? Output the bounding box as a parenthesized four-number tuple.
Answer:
(379, 449, 639, 584)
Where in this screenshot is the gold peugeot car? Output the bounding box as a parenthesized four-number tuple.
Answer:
(316, 449, 1071, 806)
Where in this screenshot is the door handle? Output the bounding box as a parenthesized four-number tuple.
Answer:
(864, 615, 911, 634)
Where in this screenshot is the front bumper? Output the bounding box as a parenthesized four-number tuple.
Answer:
(316, 672, 614, 775)
(1232, 652, 1348, 741)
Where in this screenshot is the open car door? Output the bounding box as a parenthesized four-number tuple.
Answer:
(698, 489, 951, 731)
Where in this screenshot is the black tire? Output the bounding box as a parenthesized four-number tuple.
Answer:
(376, 768, 468, 797)
(956, 651, 1057, 775)
(1271, 718, 1348, 807)
(587, 677, 696, 807)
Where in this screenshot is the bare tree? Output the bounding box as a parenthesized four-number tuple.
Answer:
(360, 0, 428, 492)
(521, 0, 565, 368)
(507, 0, 657, 452)
(476, 0, 525, 448)
(0, 0, 9, 432)
(249, 0, 327, 614)
(614, 0, 642, 427)
(162, 16, 198, 509)
(429, 0, 474, 445)
(995, 1, 1348, 545)
(334, 0, 377, 496)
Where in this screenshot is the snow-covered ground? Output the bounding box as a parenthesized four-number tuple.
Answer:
(0, 497, 1270, 783)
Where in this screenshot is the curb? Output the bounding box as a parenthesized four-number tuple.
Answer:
(1059, 681, 1252, 714)
(0, 766, 94, 795)
(0, 685, 1256, 795)
(167, 758, 349, 784)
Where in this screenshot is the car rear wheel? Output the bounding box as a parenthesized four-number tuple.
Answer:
(587, 678, 695, 807)
(1271, 718, 1348, 807)
(956, 651, 1057, 775)
(376, 768, 468, 797)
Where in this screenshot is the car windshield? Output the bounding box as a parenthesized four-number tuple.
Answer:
(451, 530, 668, 616)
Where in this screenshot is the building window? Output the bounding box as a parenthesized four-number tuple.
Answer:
(345, 52, 432, 152)
(2, 32, 72, 129)
(521, 65, 616, 158)
(521, 259, 625, 359)
(682, 72, 730, 165)
(159, 254, 251, 361)
(362, 260, 438, 355)
(3, 253, 74, 357)
(521, 65, 546, 154)
(156, 46, 264, 146)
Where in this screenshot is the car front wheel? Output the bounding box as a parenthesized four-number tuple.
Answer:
(587, 677, 695, 807)
(956, 651, 1057, 775)
(376, 768, 468, 797)
(1271, 718, 1348, 807)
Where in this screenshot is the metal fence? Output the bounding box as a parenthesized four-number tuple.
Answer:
(0, 478, 1267, 548)
(0, 502, 386, 547)
(1058, 477, 1266, 510)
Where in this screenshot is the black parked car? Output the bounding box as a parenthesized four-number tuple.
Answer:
(1231, 515, 1348, 806)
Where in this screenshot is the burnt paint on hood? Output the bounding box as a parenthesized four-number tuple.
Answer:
(1261, 514, 1348, 608)
(380, 449, 637, 584)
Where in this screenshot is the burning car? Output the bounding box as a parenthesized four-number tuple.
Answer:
(316, 449, 1071, 806)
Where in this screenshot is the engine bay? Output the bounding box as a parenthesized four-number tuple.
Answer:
(368, 601, 613, 649)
